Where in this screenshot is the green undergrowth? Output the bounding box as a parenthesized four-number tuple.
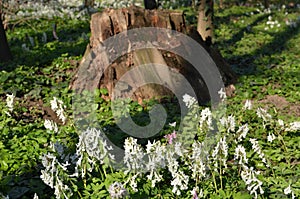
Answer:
(0, 5, 299, 199)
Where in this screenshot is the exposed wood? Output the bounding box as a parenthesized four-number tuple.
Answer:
(197, 0, 214, 45)
(70, 6, 236, 104)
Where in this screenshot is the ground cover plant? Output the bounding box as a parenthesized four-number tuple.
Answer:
(0, 1, 300, 198)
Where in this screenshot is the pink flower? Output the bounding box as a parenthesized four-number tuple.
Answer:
(164, 131, 176, 144)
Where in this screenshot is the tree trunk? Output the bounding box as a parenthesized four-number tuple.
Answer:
(197, 0, 214, 45)
(264, 0, 269, 8)
(70, 6, 236, 104)
(0, 15, 12, 62)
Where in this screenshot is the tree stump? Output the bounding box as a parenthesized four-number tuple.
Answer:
(70, 6, 236, 104)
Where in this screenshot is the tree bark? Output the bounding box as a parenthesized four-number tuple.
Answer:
(70, 6, 236, 104)
(0, 15, 12, 62)
(197, 0, 214, 45)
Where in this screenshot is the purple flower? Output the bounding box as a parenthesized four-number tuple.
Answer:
(164, 131, 176, 144)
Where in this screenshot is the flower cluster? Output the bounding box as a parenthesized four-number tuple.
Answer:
(220, 115, 235, 132)
(74, 128, 115, 177)
(183, 93, 197, 109)
(241, 166, 264, 199)
(50, 97, 67, 124)
(249, 139, 269, 167)
(264, 15, 281, 30)
(4, 93, 15, 116)
(40, 151, 73, 199)
(256, 107, 272, 122)
(108, 182, 128, 199)
(3, 0, 90, 23)
(44, 119, 58, 133)
(38, 94, 299, 198)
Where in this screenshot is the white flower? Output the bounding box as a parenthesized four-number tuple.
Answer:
(145, 140, 166, 187)
(220, 115, 235, 132)
(108, 182, 128, 199)
(6, 93, 15, 112)
(169, 122, 176, 127)
(182, 94, 196, 109)
(234, 145, 248, 165)
(124, 137, 145, 171)
(237, 124, 249, 142)
(286, 121, 300, 132)
(190, 141, 207, 179)
(278, 119, 284, 127)
(284, 184, 292, 194)
(218, 87, 227, 101)
(33, 193, 39, 199)
(199, 108, 213, 130)
(256, 108, 272, 122)
(267, 133, 276, 143)
(249, 139, 269, 167)
(50, 97, 67, 124)
(244, 100, 252, 110)
(171, 170, 189, 195)
(54, 177, 73, 199)
(44, 119, 58, 133)
(241, 166, 264, 199)
(211, 136, 228, 170)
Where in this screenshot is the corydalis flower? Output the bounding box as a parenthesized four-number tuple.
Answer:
(108, 182, 128, 199)
(171, 170, 189, 195)
(267, 133, 276, 143)
(218, 87, 227, 101)
(145, 140, 166, 187)
(6, 93, 15, 112)
(199, 108, 213, 130)
(50, 97, 66, 124)
(249, 139, 269, 167)
(241, 166, 264, 199)
(256, 107, 272, 122)
(182, 94, 196, 109)
(236, 124, 249, 142)
(234, 145, 248, 165)
(124, 137, 145, 171)
(285, 121, 300, 132)
(220, 115, 235, 132)
(284, 185, 295, 199)
(164, 131, 176, 144)
(40, 153, 57, 188)
(77, 128, 114, 163)
(211, 136, 228, 169)
(244, 99, 252, 110)
(33, 193, 39, 199)
(169, 121, 176, 127)
(44, 119, 58, 133)
(190, 141, 207, 179)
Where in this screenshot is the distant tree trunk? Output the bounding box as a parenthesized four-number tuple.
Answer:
(264, 0, 269, 8)
(0, 15, 12, 62)
(197, 0, 214, 46)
